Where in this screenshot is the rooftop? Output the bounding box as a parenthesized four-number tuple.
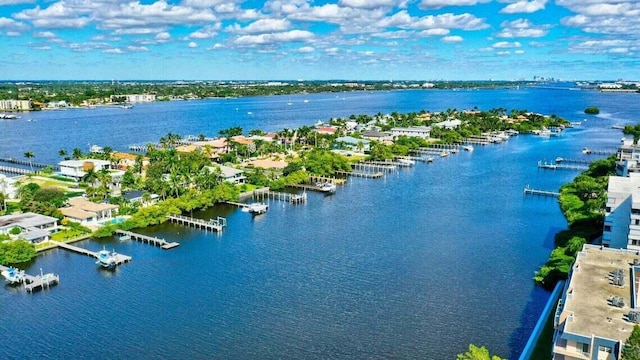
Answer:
(58, 159, 110, 167)
(561, 245, 640, 341)
(0, 212, 58, 229)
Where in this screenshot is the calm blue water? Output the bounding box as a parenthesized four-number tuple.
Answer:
(0, 86, 635, 359)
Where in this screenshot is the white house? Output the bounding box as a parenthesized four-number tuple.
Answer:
(58, 159, 110, 179)
(0, 212, 58, 243)
(206, 165, 245, 184)
(111, 94, 156, 103)
(389, 126, 431, 139)
(433, 119, 462, 130)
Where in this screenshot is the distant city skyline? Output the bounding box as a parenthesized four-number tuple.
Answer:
(0, 0, 638, 80)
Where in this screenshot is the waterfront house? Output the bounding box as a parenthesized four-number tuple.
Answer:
(176, 138, 229, 160)
(333, 136, 370, 153)
(0, 212, 58, 243)
(205, 165, 245, 184)
(316, 127, 337, 135)
(433, 119, 462, 130)
(552, 245, 636, 360)
(389, 126, 431, 140)
(112, 152, 149, 170)
(59, 197, 119, 225)
(121, 190, 159, 207)
(361, 130, 393, 143)
(58, 159, 110, 179)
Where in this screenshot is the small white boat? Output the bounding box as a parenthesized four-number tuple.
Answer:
(96, 247, 118, 269)
(316, 182, 337, 193)
(538, 128, 551, 137)
(397, 158, 416, 166)
(1, 267, 24, 284)
(242, 202, 268, 214)
(462, 145, 474, 152)
(582, 148, 592, 155)
(555, 157, 564, 163)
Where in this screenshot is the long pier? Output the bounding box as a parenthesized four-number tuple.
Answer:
(334, 170, 384, 178)
(554, 157, 592, 165)
(52, 241, 132, 265)
(0, 157, 57, 170)
(287, 183, 334, 192)
(253, 189, 307, 204)
(537, 161, 588, 171)
(167, 214, 227, 232)
(523, 185, 560, 197)
(0, 165, 35, 175)
(583, 149, 616, 156)
(459, 138, 490, 146)
(0, 265, 59, 293)
(115, 230, 179, 250)
(397, 155, 432, 163)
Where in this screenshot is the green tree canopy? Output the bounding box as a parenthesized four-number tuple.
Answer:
(623, 325, 640, 360)
(457, 344, 505, 360)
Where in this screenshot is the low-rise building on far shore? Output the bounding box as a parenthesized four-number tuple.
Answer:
(0, 99, 31, 111)
(389, 126, 431, 139)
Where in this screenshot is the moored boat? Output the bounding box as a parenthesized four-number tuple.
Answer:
(96, 247, 117, 269)
(1, 267, 25, 284)
(397, 158, 416, 166)
(316, 182, 337, 193)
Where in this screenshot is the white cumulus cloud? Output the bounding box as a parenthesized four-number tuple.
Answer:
(234, 29, 314, 45)
(500, 0, 548, 14)
(419, 0, 491, 10)
(442, 35, 463, 42)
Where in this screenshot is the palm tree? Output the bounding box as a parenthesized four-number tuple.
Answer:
(72, 148, 83, 160)
(58, 149, 68, 160)
(81, 167, 99, 185)
(23, 151, 34, 172)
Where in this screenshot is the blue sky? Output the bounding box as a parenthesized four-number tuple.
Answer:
(0, 0, 638, 80)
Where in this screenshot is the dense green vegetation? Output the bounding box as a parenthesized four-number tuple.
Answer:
(0, 81, 537, 107)
(534, 157, 615, 289)
(93, 183, 239, 238)
(456, 344, 505, 360)
(584, 106, 600, 114)
(0, 240, 36, 265)
(16, 183, 65, 218)
(624, 124, 640, 143)
(623, 325, 640, 360)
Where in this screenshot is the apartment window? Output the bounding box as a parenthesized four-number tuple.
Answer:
(578, 342, 589, 354)
(607, 207, 612, 212)
(604, 225, 612, 232)
(636, 219, 640, 225)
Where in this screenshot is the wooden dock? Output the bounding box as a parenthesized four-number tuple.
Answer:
(523, 185, 560, 197)
(0, 265, 59, 293)
(353, 163, 396, 172)
(396, 155, 431, 162)
(287, 183, 334, 192)
(334, 170, 384, 178)
(252, 189, 307, 204)
(115, 230, 179, 250)
(583, 149, 616, 156)
(460, 138, 490, 146)
(554, 157, 592, 165)
(226, 201, 269, 214)
(167, 214, 227, 232)
(308, 175, 345, 185)
(0, 165, 35, 175)
(0, 157, 57, 170)
(537, 161, 588, 171)
(51, 241, 132, 265)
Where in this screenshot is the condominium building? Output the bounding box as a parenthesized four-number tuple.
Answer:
(552, 245, 639, 360)
(389, 126, 431, 139)
(0, 99, 30, 111)
(603, 175, 640, 250)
